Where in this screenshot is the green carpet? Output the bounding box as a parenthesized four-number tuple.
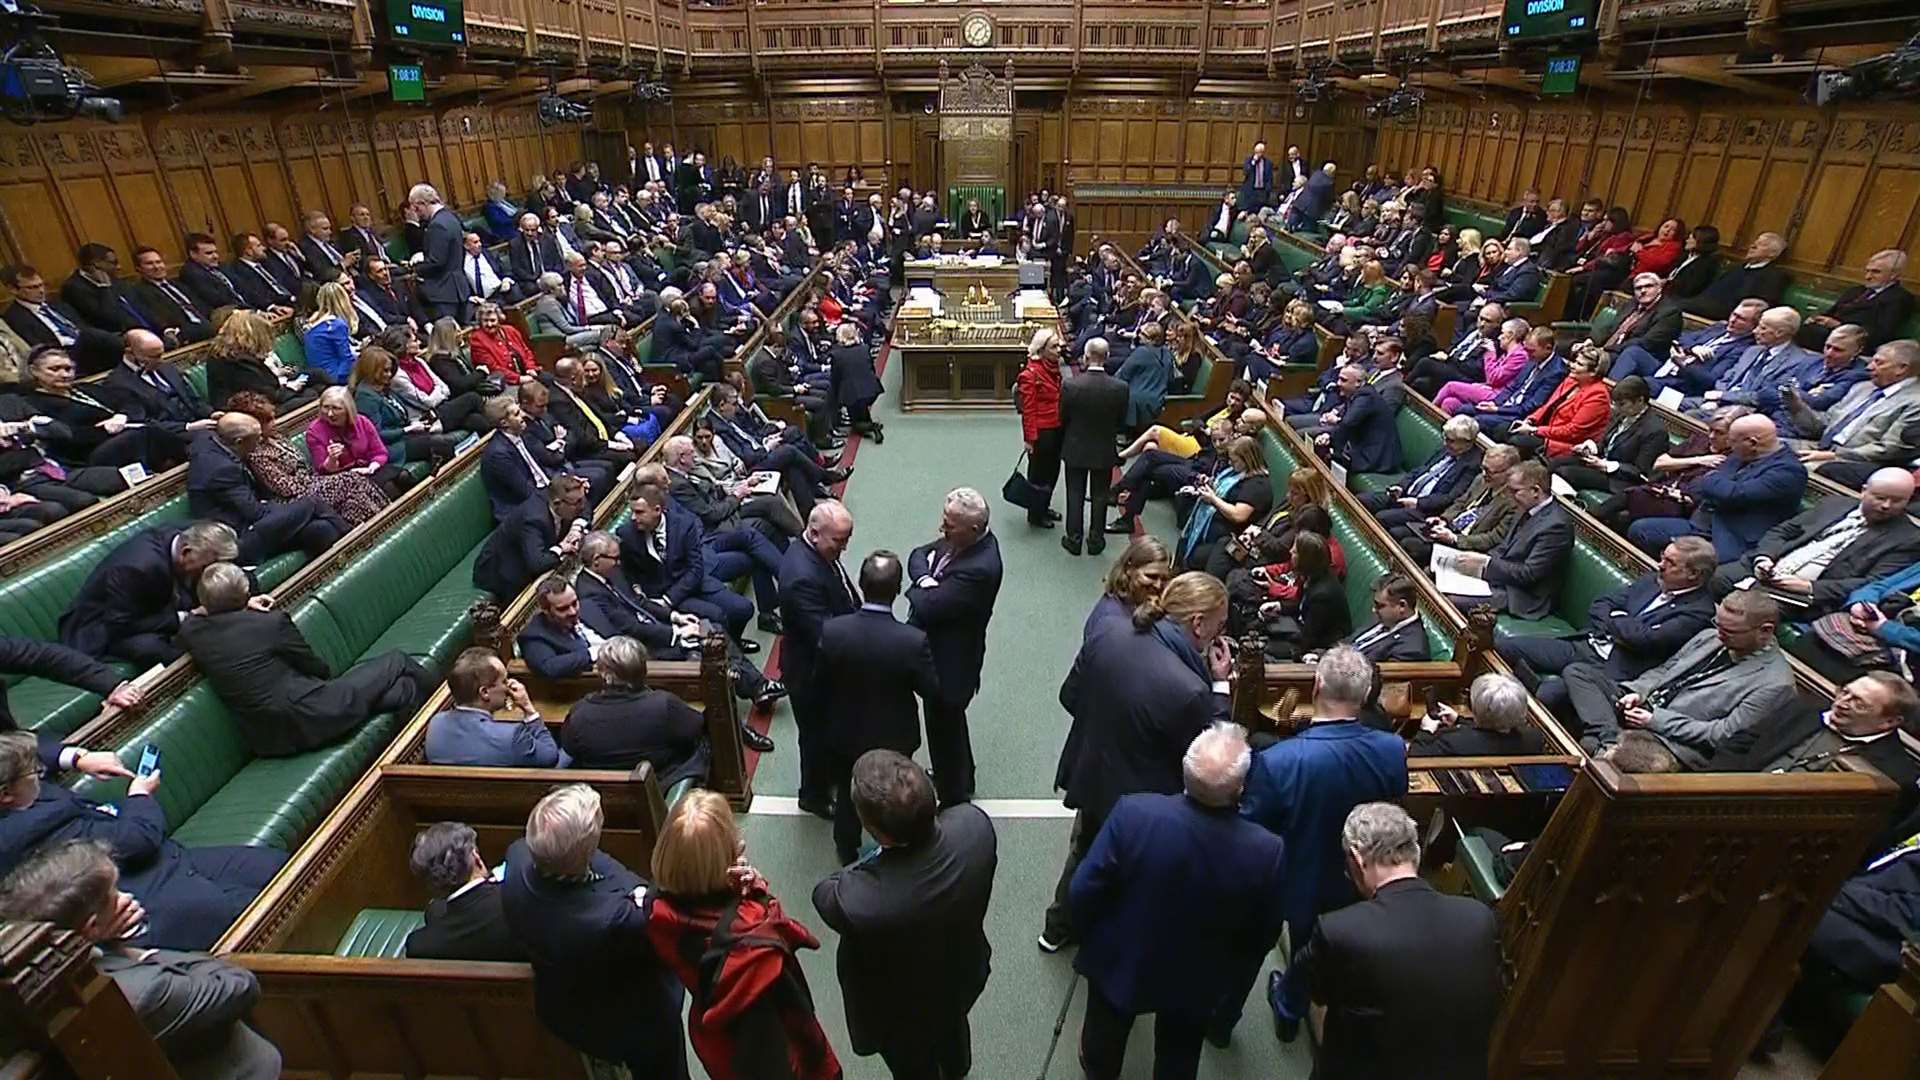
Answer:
(729, 348, 1308, 1078)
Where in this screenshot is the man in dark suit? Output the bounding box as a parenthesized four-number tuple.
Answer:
(498, 784, 688, 1079)
(817, 552, 942, 863)
(1686, 232, 1790, 319)
(297, 210, 357, 283)
(473, 475, 589, 600)
(1072, 723, 1288, 1074)
(403, 822, 528, 961)
(337, 204, 386, 263)
(1459, 236, 1544, 329)
(0, 730, 288, 951)
(1503, 189, 1548, 240)
(58, 521, 237, 667)
(1357, 414, 1481, 515)
(187, 414, 346, 563)
(515, 576, 604, 680)
(0, 264, 122, 374)
(409, 184, 470, 321)
(59, 243, 143, 334)
(0, 636, 144, 754)
(507, 211, 562, 294)
(225, 232, 298, 313)
(1286, 162, 1337, 232)
(1318, 364, 1402, 474)
(1593, 273, 1686, 376)
(1708, 674, 1920, 852)
(355, 256, 421, 335)
(1238, 646, 1407, 1042)
(1707, 471, 1920, 618)
(178, 233, 250, 316)
(1499, 536, 1719, 712)
(180, 563, 428, 757)
(1439, 460, 1574, 620)
(478, 395, 561, 521)
(103, 329, 214, 455)
(1345, 575, 1432, 665)
(779, 500, 860, 818)
(1298, 802, 1500, 1078)
(1239, 141, 1275, 213)
(617, 482, 754, 638)
(125, 247, 212, 345)
(813, 751, 997, 1078)
(1057, 338, 1131, 556)
(1799, 250, 1915, 350)
(1528, 198, 1581, 271)
(907, 488, 1004, 809)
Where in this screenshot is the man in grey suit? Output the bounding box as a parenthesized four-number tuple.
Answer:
(528, 271, 611, 349)
(1790, 339, 1920, 488)
(1057, 337, 1132, 557)
(1563, 589, 1796, 764)
(1709, 470, 1920, 617)
(1438, 459, 1574, 620)
(423, 647, 570, 768)
(0, 839, 281, 1078)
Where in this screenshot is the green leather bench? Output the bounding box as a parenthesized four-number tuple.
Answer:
(69, 465, 495, 852)
(1455, 820, 1508, 903)
(1352, 406, 1448, 495)
(1443, 205, 1508, 242)
(336, 908, 427, 958)
(1490, 536, 1636, 641)
(1207, 217, 1251, 263)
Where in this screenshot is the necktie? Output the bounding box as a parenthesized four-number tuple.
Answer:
(1648, 647, 1734, 708)
(573, 278, 588, 323)
(1409, 454, 1452, 498)
(160, 282, 201, 324)
(145, 371, 176, 398)
(1821, 388, 1883, 449)
(1606, 307, 1646, 350)
(514, 437, 548, 488)
(472, 256, 484, 297)
(118, 293, 154, 331)
(39, 305, 76, 339)
(322, 239, 341, 263)
(254, 264, 286, 300)
(833, 558, 857, 606)
(215, 269, 243, 304)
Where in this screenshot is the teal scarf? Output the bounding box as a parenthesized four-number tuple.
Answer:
(1179, 468, 1244, 563)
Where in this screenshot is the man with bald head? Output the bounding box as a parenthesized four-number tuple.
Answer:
(187, 411, 346, 562)
(1627, 413, 1809, 562)
(1708, 468, 1920, 616)
(1686, 305, 1816, 417)
(102, 329, 217, 464)
(779, 500, 860, 819)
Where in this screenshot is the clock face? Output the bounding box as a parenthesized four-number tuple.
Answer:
(963, 14, 993, 48)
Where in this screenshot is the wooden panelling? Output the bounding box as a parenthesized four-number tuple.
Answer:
(1373, 95, 1920, 285)
(0, 105, 572, 281)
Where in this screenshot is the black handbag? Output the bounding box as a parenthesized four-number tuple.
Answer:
(1002, 451, 1052, 512)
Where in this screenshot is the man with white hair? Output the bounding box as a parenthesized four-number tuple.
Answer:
(1798, 249, 1914, 350)
(1068, 722, 1287, 1077)
(1296, 802, 1499, 1077)
(779, 500, 860, 818)
(1237, 645, 1408, 1044)
(906, 487, 1005, 806)
(499, 784, 688, 1078)
(1685, 305, 1814, 417)
(407, 183, 469, 321)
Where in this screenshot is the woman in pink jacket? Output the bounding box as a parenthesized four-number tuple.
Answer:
(305, 385, 415, 499)
(1434, 316, 1531, 414)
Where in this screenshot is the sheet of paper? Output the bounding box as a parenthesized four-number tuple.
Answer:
(117, 463, 149, 486)
(744, 470, 782, 496)
(1655, 386, 1685, 410)
(1549, 473, 1575, 498)
(1329, 461, 1349, 489)
(1431, 544, 1493, 597)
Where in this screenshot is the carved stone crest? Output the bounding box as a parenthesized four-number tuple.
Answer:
(938, 59, 1013, 117)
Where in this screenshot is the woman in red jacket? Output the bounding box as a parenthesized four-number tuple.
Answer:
(1510, 346, 1612, 458)
(1014, 328, 1065, 528)
(467, 300, 539, 384)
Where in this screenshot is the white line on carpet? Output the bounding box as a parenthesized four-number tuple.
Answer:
(749, 796, 1075, 818)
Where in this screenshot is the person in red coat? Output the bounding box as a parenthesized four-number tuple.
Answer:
(1014, 328, 1065, 528)
(468, 301, 540, 385)
(1509, 346, 1612, 459)
(646, 790, 842, 1080)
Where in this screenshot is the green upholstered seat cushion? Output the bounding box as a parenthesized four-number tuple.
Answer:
(1273, 242, 1316, 275)
(169, 712, 404, 850)
(1495, 614, 1578, 639)
(359, 550, 487, 670)
(1168, 354, 1214, 402)
(1207, 241, 1243, 263)
(1456, 824, 1508, 903)
(1351, 472, 1400, 493)
(632, 336, 654, 363)
(182, 364, 210, 401)
(1258, 430, 1301, 483)
(336, 908, 427, 958)
(665, 777, 699, 808)
(1397, 408, 1444, 469)
(272, 333, 307, 371)
(1329, 505, 1453, 661)
(0, 495, 192, 642)
(5, 662, 136, 740)
(70, 683, 252, 830)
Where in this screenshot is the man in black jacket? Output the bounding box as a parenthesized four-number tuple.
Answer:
(177, 233, 250, 317)
(59, 243, 142, 334)
(58, 520, 237, 667)
(813, 751, 997, 1076)
(1797, 249, 1916, 350)
(906, 488, 1004, 808)
(507, 211, 562, 294)
(225, 232, 297, 313)
(817, 551, 942, 863)
(409, 184, 470, 321)
(1707, 470, 1920, 618)
(1, 265, 123, 374)
(1593, 273, 1686, 375)
(125, 247, 212, 345)
(1057, 337, 1131, 557)
(187, 414, 345, 563)
(404, 822, 527, 962)
(179, 563, 429, 757)
(472, 475, 589, 600)
(103, 330, 216, 456)
(298, 210, 357, 283)
(1686, 232, 1790, 320)
(1298, 802, 1499, 1079)
(1498, 536, 1718, 713)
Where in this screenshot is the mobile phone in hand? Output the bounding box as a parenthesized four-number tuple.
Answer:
(136, 743, 161, 779)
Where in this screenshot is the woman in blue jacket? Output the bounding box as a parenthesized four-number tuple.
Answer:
(299, 281, 359, 384)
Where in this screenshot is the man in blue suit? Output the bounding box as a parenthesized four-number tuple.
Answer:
(778, 501, 860, 818)
(1473, 328, 1566, 439)
(1238, 646, 1407, 1042)
(1683, 306, 1816, 417)
(101, 330, 213, 461)
(1639, 299, 1765, 397)
(1358, 413, 1482, 513)
(409, 184, 470, 322)
(1238, 141, 1275, 213)
(187, 415, 345, 563)
(473, 476, 589, 601)
(423, 647, 570, 768)
(498, 784, 688, 1078)
(0, 731, 287, 951)
(59, 521, 238, 667)
(480, 395, 565, 521)
(1285, 161, 1335, 232)
(1497, 536, 1719, 712)
(1627, 413, 1808, 561)
(906, 488, 1004, 808)
(1455, 236, 1544, 332)
(1317, 365, 1401, 474)
(1071, 722, 1287, 1075)
(617, 482, 753, 638)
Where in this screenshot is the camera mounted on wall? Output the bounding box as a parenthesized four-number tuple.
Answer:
(0, 0, 122, 125)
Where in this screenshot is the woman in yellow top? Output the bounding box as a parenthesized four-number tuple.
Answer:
(1117, 377, 1256, 460)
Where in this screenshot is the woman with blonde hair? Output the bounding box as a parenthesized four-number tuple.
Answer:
(306, 384, 413, 499)
(228, 390, 386, 523)
(1178, 435, 1273, 573)
(645, 790, 841, 1080)
(422, 316, 498, 397)
(1044, 568, 1231, 950)
(207, 308, 319, 410)
(300, 280, 359, 383)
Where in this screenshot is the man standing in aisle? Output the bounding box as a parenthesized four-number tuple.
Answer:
(779, 500, 860, 820)
(1057, 338, 1130, 557)
(907, 488, 1004, 807)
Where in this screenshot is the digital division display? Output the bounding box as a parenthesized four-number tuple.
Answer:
(388, 0, 465, 47)
(1503, 0, 1595, 42)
